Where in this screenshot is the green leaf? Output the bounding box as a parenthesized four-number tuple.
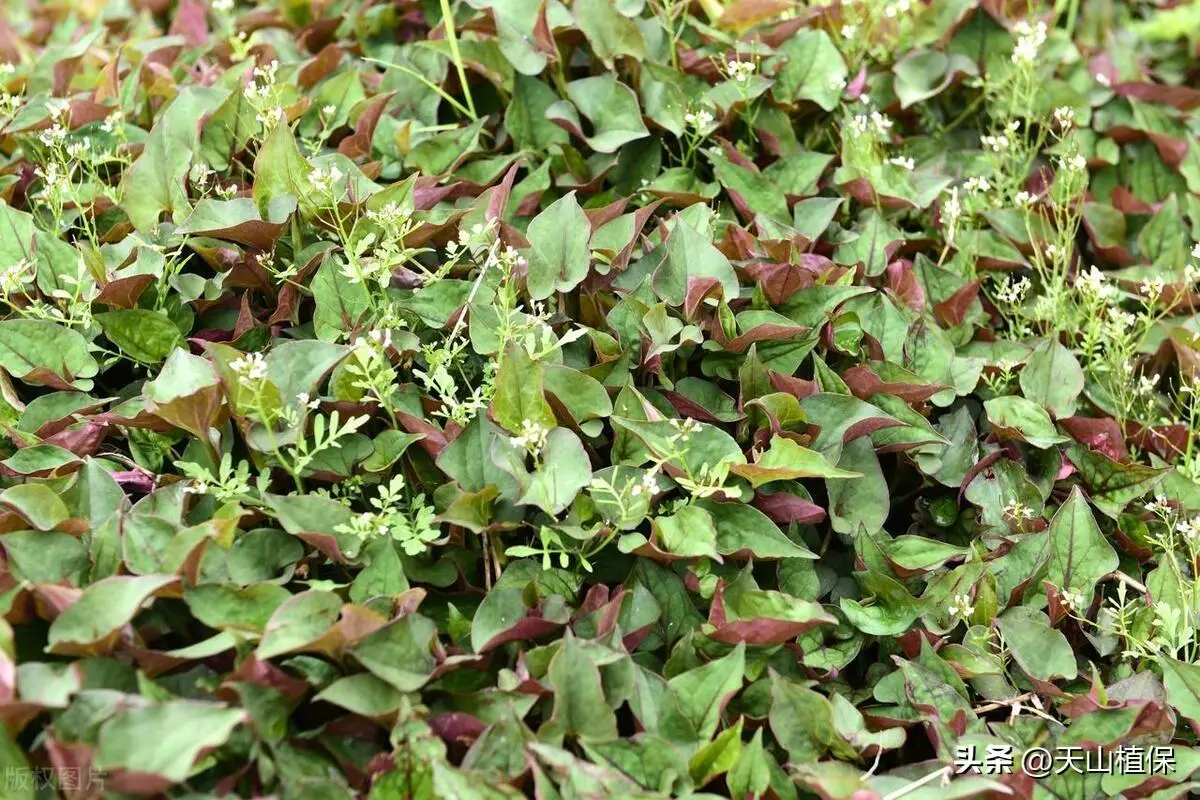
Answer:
(256, 590, 344, 659)
(94, 700, 246, 783)
(1067, 444, 1168, 519)
(1046, 486, 1118, 597)
(826, 437, 888, 536)
(996, 607, 1077, 682)
(768, 671, 843, 762)
(548, 632, 619, 740)
(351, 614, 438, 692)
(525, 192, 591, 300)
(119, 87, 227, 232)
(490, 342, 556, 435)
(550, 74, 650, 153)
(1019, 339, 1084, 419)
(983, 395, 1069, 449)
(652, 505, 721, 560)
(47, 574, 177, 656)
(253, 120, 315, 218)
(0, 319, 99, 391)
(519, 428, 592, 514)
(1160, 657, 1200, 729)
(0, 482, 71, 530)
(653, 218, 740, 307)
(96, 310, 185, 364)
(730, 436, 860, 488)
(667, 643, 745, 742)
(697, 499, 817, 559)
(771, 29, 847, 112)
(574, 0, 645, 68)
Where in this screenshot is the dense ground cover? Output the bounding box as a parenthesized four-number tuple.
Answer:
(2, 0, 1200, 797)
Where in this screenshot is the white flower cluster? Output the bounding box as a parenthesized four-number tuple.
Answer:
(1186, 243, 1200, 284)
(511, 418, 549, 455)
(629, 466, 660, 498)
(981, 121, 1020, 153)
(887, 155, 915, 171)
(1177, 515, 1200, 542)
(1146, 493, 1172, 516)
(1059, 587, 1086, 612)
(1059, 153, 1088, 172)
(883, 0, 913, 18)
(849, 111, 894, 138)
(1140, 276, 1166, 301)
(948, 593, 974, 619)
(212, 0, 235, 11)
(964, 175, 991, 194)
(1003, 501, 1036, 521)
(726, 60, 756, 83)
(995, 275, 1030, 306)
(247, 60, 279, 102)
(308, 164, 343, 194)
(190, 161, 213, 190)
(1011, 20, 1048, 64)
(1014, 190, 1035, 205)
(1078, 265, 1118, 301)
(256, 105, 285, 128)
(33, 162, 70, 202)
(354, 328, 393, 352)
(230, 351, 268, 383)
(1054, 106, 1076, 129)
(684, 108, 714, 129)
(0, 258, 34, 296)
(669, 417, 702, 442)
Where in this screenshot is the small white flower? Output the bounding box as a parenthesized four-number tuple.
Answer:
(212, 0, 234, 10)
(669, 417, 702, 442)
(0, 62, 15, 76)
(307, 165, 343, 194)
(185, 481, 209, 495)
(1059, 587, 1085, 612)
(511, 419, 549, 455)
(1146, 493, 1171, 516)
(321, 104, 336, 117)
(256, 105, 286, 128)
(1191, 242, 1200, 260)
(981, 134, 1009, 152)
(38, 122, 67, 147)
(1176, 515, 1200, 542)
(1053, 106, 1076, 129)
(1014, 191, 1035, 205)
(189, 161, 213, 188)
(230, 351, 268, 383)
(841, 24, 858, 39)
(1011, 20, 1047, 64)
(995, 275, 1030, 306)
(859, 93, 872, 105)
(65, 140, 90, 161)
(0, 258, 35, 295)
(887, 155, 915, 171)
(684, 108, 715, 129)
(726, 60, 756, 83)
(1003, 501, 1035, 520)
(849, 114, 870, 135)
(1140, 276, 1165, 300)
(948, 593, 975, 619)
(964, 176, 991, 194)
(1135, 372, 1160, 397)
(1060, 153, 1088, 172)
(101, 110, 122, 133)
(870, 110, 893, 136)
(1096, 72, 1111, 87)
